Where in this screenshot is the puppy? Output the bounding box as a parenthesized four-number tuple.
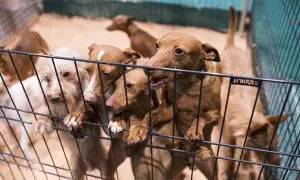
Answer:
(106, 15, 157, 58)
(212, 7, 289, 180)
(64, 44, 141, 131)
(0, 31, 49, 84)
(106, 68, 187, 179)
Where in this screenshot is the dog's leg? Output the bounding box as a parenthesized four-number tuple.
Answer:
(105, 139, 127, 180)
(71, 153, 86, 180)
(127, 105, 173, 144)
(184, 117, 206, 141)
(64, 104, 90, 130)
(108, 114, 127, 134)
(216, 128, 234, 180)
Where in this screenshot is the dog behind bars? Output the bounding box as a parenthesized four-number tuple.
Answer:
(0, 47, 126, 179)
(106, 68, 219, 179)
(0, 47, 87, 155)
(212, 7, 289, 180)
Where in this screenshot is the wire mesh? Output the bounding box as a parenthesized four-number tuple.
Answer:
(0, 49, 299, 179)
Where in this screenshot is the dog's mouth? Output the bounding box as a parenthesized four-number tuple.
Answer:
(150, 75, 169, 89)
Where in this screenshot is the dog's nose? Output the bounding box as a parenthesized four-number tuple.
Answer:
(50, 95, 61, 103)
(106, 104, 113, 111)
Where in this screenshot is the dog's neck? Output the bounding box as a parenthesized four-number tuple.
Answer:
(126, 23, 140, 37)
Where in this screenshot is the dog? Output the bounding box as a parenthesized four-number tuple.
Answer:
(125, 31, 221, 155)
(0, 47, 128, 179)
(106, 15, 157, 58)
(63, 44, 141, 132)
(0, 31, 49, 84)
(0, 47, 88, 155)
(106, 68, 218, 179)
(106, 68, 188, 179)
(212, 7, 289, 180)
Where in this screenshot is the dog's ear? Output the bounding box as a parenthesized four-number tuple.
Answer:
(249, 122, 269, 137)
(123, 48, 141, 64)
(266, 114, 288, 126)
(201, 43, 220, 62)
(127, 16, 136, 22)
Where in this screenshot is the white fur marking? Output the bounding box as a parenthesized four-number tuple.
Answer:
(97, 50, 105, 61)
(108, 121, 124, 133)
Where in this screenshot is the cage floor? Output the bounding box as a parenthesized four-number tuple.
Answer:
(0, 13, 251, 180)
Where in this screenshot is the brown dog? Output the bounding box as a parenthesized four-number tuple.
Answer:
(124, 32, 221, 159)
(106, 15, 157, 58)
(212, 7, 289, 180)
(63, 44, 141, 130)
(0, 31, 49, 84)
(106, 68, 218, 179)
(106, 68, 188, 179)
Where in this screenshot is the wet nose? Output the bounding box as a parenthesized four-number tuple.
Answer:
(50, 95, 61, 103)
(106, 99, 114, 111)
(106, 104, 113, 111)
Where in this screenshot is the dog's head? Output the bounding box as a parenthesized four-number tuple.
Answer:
(83, 44, 141, 103)
(39, 57, 89, 116)
(235, 114, 288, 165)
(145, 32, 220, 89)
(106, 15, 136, 32)
(106, 68, 148, 113)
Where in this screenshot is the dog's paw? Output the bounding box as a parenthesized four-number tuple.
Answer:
(108, 121, 125, 133)
(34, 120, 53, 135)
(184, 127, 204, 141)
(126, 123, 148, 144)
(64, 111, 83, 130)
(196, 146, 213, 160)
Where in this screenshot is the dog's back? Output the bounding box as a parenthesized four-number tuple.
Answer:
(213, 7, 288, 180)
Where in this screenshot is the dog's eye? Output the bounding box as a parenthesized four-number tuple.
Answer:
(102, 71, 110, 76)
(155, 42, 159, 49)
(173, 47, 185, 56)
(63, 72, 70, 77)
(126, 83, 133, 88)
(44, 77, 51, 83)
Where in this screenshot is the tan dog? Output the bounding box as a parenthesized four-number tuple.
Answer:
(106, 68, 188, 179)
(106, 15, 157, 58)
(124, 32, 221, 157)
(106, 68, 218, 179)
(0, 31, 49, 84)
(212, 7, 289, 180)
(63, 44, 140, 130)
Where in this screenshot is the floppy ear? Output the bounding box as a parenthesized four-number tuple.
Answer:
(201, 43, 220, 62)
(127, 16, 136, 22)
(249, 122, 269, 137)
(123, 48, 141, 64)
(266, 114, 289, 126)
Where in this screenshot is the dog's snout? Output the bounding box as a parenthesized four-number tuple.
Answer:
(106, 104, 113, 111)
(50, 95, 61, 103)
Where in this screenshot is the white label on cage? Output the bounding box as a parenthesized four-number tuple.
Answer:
(231, 78, 260, 87)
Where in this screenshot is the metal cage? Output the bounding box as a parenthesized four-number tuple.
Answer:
(0, 49, 299, 180)
(0, 0, 300, 179)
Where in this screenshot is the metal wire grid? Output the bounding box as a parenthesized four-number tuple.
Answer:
(0, 49, 299, 180)
(251, 0, 300, 179)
